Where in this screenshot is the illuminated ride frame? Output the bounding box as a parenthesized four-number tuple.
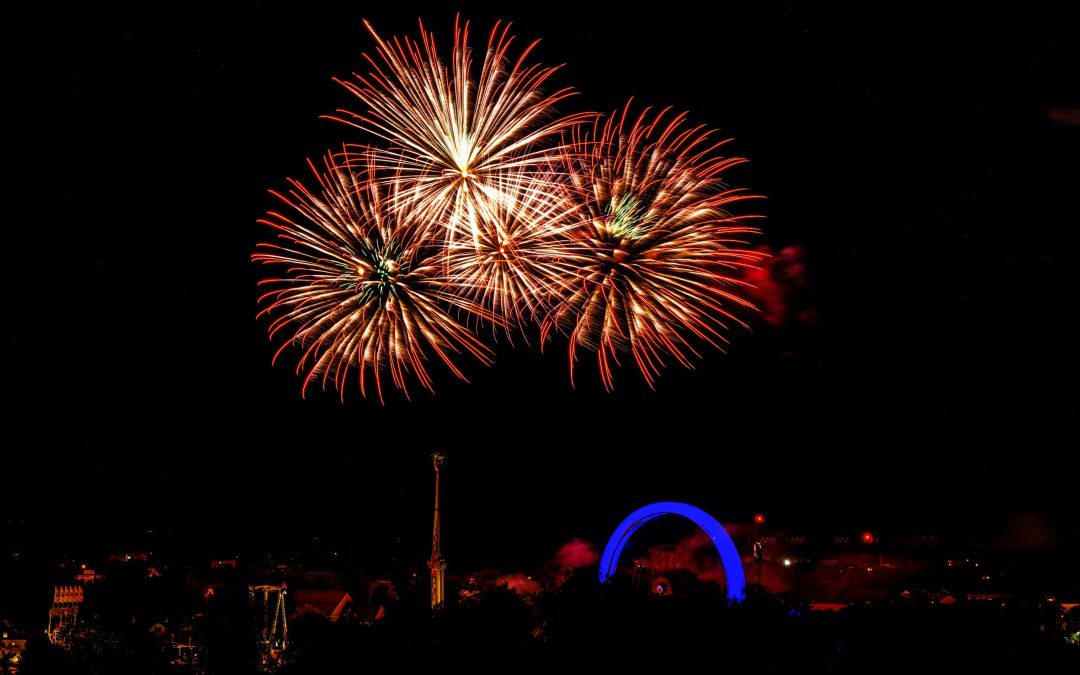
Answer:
(598, 501, 746, 602)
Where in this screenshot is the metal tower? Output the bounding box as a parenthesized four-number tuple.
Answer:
(427, 453, 447, 610)
(249, 584, 288, 664)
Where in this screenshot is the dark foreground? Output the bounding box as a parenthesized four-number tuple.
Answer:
(8, 569, 1079, 675)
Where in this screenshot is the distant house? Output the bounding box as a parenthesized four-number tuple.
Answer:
(966, 593, 1012, 604)
(210, 559, 238, 570)
(75, 566, 106, 583)
(290, 590, 354, 623)
(359, 603, 386, 624)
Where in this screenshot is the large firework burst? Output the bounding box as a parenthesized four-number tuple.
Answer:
(253, 151, 494, 402)
(255, 17, 769, 400)
(542, 102, 766, 390)
(328, 16, 592, 245)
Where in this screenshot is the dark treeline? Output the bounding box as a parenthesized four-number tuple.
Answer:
(12, 568, 1080, 674)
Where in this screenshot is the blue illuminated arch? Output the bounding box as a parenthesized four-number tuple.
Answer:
(598, 501, 746, 601)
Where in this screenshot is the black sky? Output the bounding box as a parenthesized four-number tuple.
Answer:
(6, 2, 1077, 571)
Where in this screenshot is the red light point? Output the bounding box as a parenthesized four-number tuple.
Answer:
(754, 514, 766, 524)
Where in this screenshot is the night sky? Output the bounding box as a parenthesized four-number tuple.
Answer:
(7, 3, 1077, 573)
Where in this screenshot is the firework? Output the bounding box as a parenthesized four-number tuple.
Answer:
(253, 151, 494, 402)
(541, 102, 767, 390)
(255, 16, 770, 399)
(443, 163, 587, 336)
(327, 16, 592, 245)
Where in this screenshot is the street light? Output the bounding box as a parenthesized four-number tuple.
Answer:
(752, 514, 766, 586)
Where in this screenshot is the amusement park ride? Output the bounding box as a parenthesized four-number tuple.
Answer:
(250, 583, 288, 664)
(599, 501, 746, 601)
(428, 453, 447, 610)
(46, 586, 83, 645)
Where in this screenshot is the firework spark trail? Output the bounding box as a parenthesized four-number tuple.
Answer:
(327, 15, 593, 247)
(443, 163, 588, 337)
(542, 101, 767, 390)
(253, 151, 494, 403)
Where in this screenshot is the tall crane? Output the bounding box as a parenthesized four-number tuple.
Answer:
(427, 453, 447, 609)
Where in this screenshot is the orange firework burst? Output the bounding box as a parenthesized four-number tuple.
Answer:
(255, 17, 771, 399)
(443, 163, 588, 337)
(253, 151, 493, 403)
(328, 16, 593, 245)
(542, 102, 767, 390)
